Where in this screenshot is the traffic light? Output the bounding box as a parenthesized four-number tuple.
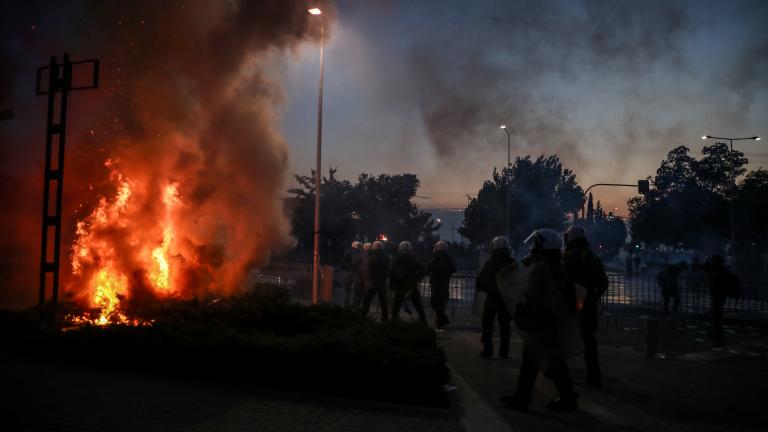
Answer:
(638, 179, 650, 194)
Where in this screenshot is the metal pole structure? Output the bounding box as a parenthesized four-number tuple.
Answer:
(729, 139, 735, 258)
(702, 134, 761, 269)
(35, 54, 99, 329)
(311, 11, 325, 304)
(500, 126, 511, 239)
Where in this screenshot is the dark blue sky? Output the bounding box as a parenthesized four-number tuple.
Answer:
(1, 0, 766, 216)
(281, 0, 767, 212)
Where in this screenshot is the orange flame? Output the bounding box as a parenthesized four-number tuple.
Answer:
(70, 162, 181, 325)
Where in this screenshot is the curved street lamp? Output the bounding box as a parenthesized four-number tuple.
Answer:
(701, 134, 761, 268)
(500, 125, 511, 239)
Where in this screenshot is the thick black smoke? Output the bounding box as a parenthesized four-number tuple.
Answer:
(0, 0, 336, 307)
(405, 0, 695, 163)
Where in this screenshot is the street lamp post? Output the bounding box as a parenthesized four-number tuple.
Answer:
(702, 134, 761, 267)
(500, 125, 511, 239)
(310, 7, 324, 304)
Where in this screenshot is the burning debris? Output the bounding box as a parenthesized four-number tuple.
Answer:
(0, 1, 336, 320)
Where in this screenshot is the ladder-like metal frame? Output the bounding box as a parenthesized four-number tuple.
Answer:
(36, 54, 99, 328)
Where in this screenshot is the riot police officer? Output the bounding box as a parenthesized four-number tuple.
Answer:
(563, 225, 608, 388)
(477, 236, 515, 358)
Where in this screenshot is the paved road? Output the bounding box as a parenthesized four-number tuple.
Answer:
(442, 312, 768, 432)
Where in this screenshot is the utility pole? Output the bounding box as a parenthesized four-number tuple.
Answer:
(36, 54, 99, 329)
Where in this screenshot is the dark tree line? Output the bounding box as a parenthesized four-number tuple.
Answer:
(628, 144, 743, 249)
(459, 155, 584, 249)
(288, 168, 439, 264)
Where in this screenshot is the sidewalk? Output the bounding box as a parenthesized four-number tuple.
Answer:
(440, 311, 768, 432)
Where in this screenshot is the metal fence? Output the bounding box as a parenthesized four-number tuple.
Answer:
(255, 263, 768, 317)
(252, 262, 333, 302)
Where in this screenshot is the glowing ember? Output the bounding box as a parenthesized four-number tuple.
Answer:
(69, 163, 181, 325)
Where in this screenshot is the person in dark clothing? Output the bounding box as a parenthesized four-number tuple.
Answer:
(341, 241, 364, 309)
(477, 236, 515, 359)
(658, 262, 686, 313)
(503, 228, 579, 412)
(563, 225, 608, 388)
(389, 241, 427, 323)
(360, 240, 390, 320)
(707, 255, 732, 341)
(428, 240, 457, 329)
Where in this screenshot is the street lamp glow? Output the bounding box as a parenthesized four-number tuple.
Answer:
(702, 135, 708, 140)
(500, 125, 507, 129)
(755, 137, 762, 141)
(308, 8, 322, 15)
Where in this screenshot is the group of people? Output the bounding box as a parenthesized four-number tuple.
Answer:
(657, 256, 739, 340)
(477, 226, 608, 412)
(341, 239, 456, 327)
(342, 225, 738, 413)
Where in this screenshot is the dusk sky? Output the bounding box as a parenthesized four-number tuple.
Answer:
(1, 0, 767, 218)
(280, 0, 767, 214)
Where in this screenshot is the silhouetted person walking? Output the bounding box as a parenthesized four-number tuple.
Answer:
(503, 228, 578, 412)
(477, 236, 515, 359)
(428, 240, 456, 329)
(563, 225, 608, 388)
(707, 255, 738, 341)
(389, 241, 427, 323)
(342, 241, 364, 309)
(658, 262, 686, 313)
(360, 240, 390, 320)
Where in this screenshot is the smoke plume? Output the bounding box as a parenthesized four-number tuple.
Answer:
(0, 0, 335, 308)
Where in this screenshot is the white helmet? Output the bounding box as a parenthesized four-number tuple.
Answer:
(563, 225, 587, 245)
(372, 240, 384, 250)
(362, 242, 372, 251)
(351, 241, 361, 249)
(524, 228, 563, 251)
(434, 240, 448, 251)
(491, 236, 510, 251)
(398, 241, 412, 253)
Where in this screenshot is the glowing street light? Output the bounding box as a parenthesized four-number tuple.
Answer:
(701, 134, 762, 267)
(310, 7, 325, 304)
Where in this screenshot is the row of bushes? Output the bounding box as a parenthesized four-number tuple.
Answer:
(1, 285, 450, 406)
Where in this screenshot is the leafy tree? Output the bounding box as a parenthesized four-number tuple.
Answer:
(460, 155, 584, 248)
(628, 144, 747, 250)
(736, 169, 768, 249)
(288, 169, 439, 264)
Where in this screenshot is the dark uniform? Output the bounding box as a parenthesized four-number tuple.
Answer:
(477, 248, 515, 358)
(505, 251, 578, 411)
(389, 252, 427, 323)
(360, 248, 390, 320)
(428, 249, 456, 329)
(658, 263, 685, 313)
(564, 239, 608, 387)
(342, 247, 364, 309)
(707, 255, 733, 341)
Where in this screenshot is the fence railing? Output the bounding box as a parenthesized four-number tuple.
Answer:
(603, 271, 768, 315)
(256, 264, 768, 317)
(252, 263, 333, 302)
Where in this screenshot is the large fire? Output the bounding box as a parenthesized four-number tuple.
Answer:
(69, 160, 181, 325)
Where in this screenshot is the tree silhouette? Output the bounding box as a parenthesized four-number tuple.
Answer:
(459, 155, 583, 248)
